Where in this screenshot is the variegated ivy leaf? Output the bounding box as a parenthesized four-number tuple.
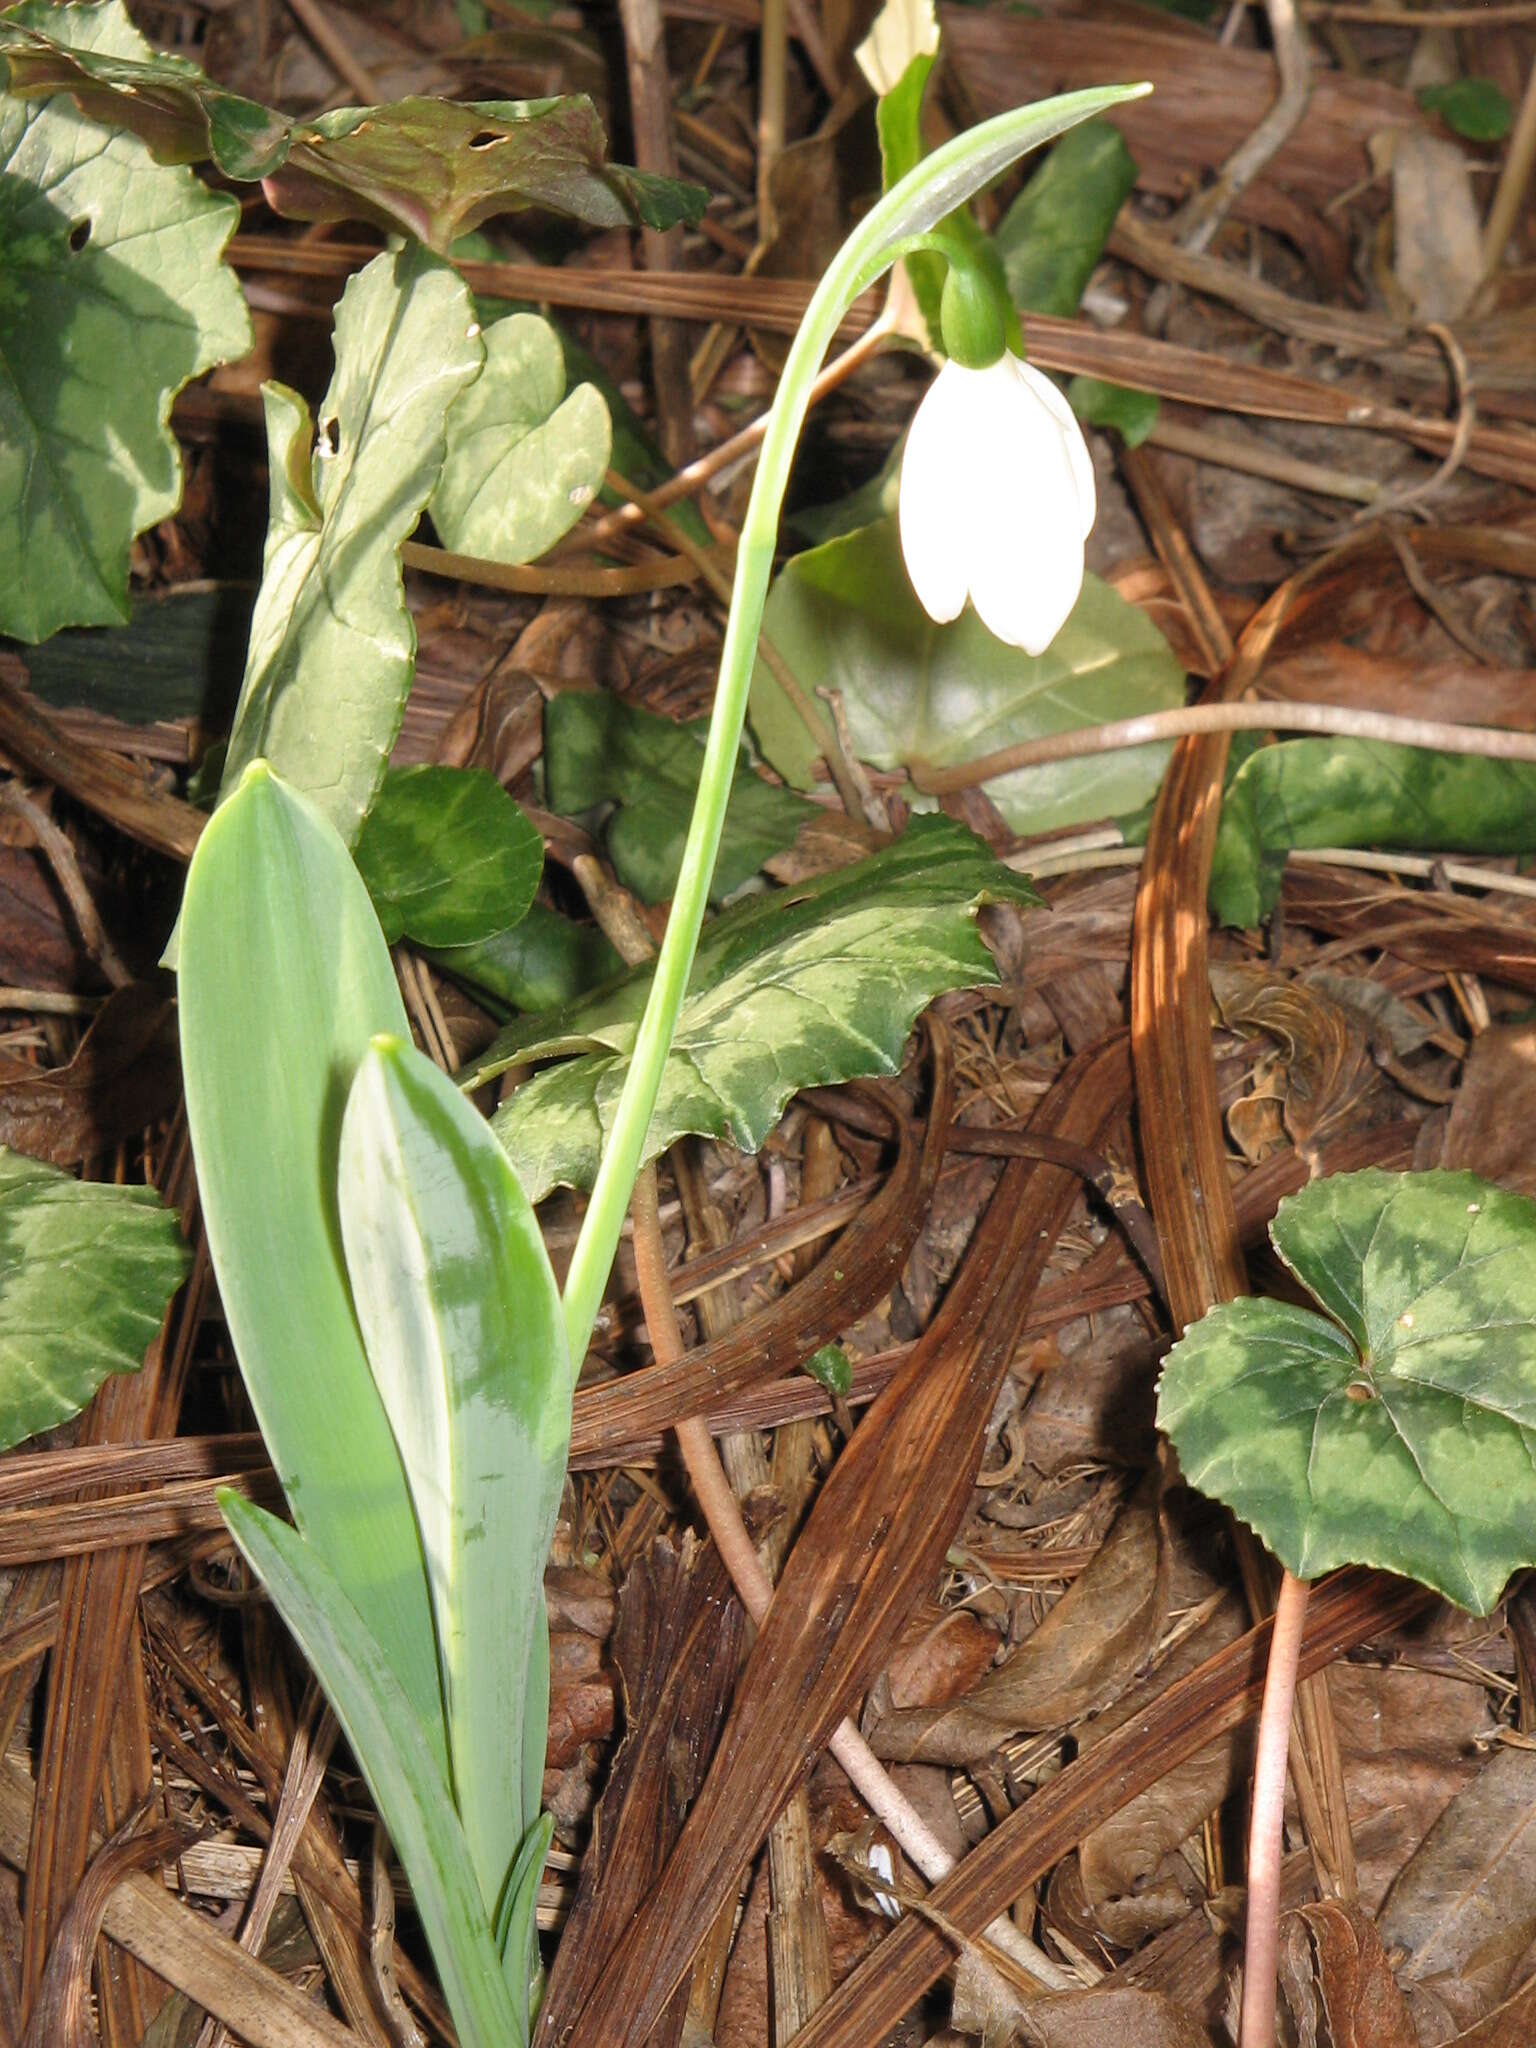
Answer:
(462, 815, 1041, 1200)
(0, 1149, 188, 1449)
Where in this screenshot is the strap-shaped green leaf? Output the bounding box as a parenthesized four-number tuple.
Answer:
(338, 1035, 568, 1968)
(220, 1495, 522, 2048)
(179, 763, 445, 1766)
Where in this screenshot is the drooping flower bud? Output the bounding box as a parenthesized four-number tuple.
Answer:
(898, 353, 1096, 656)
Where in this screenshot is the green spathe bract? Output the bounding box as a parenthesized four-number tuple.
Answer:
(219, 246, 483, 848)
(1157, 1167, 1536, 1614)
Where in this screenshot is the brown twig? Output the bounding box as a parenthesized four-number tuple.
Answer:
(909, 697, 1536, 796)
(400, 538, 702, 598)
(616, 0, 695, 464)
(0, 785, 131, 988)
(284, 0, 381, 102)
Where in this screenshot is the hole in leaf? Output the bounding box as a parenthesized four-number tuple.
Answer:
(68, 218, 92, 253)
(468, 130, 504, 149)
(317, 417, 340, 460)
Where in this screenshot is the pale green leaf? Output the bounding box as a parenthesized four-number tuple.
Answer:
(1209, 740, 1536, 928)
(220, 1497, 523, 2048)
(220, 246, 483, 847)
(1157, 1168, 1536, 1615)
(544, 690, 817, 905)
(354, 765, 543, 948)
(0, 1149, 187, 1449)
(464, 815, 1040, 1199)
(179, 762, 445, 1765)
(0, 0, 252, 642)
(430, 313, 610, 565)
(749, 516, 1183, 830)
(338, 1035, 568, 1957)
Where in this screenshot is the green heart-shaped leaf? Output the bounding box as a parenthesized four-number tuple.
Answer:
(1158, 1168, 1536, 1614)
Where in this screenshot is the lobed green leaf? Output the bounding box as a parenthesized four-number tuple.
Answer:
(430, 312, 610, 567)
(0, 0, 252, 641)
(464, 815, 1040, 1199)
(750, 518, 1183, 829)
(354, 765, 543, 949)
(545, 690, 817, 905)
(1209, 740, 1536, 928)
(1158, 1168, 1536, 1614)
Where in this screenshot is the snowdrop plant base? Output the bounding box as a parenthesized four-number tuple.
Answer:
(179, 79, 1149, 2048)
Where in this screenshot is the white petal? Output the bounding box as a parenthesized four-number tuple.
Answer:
(968, 491, 1085, 655)
(1010, 357, 1097, 540)
(899, 363, 981, 623)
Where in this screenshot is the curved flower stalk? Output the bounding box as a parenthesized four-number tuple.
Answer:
(561, 77, 1151, 1361)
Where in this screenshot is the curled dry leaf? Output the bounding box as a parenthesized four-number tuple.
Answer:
(871, 1470, 1169, 1766)
(1077, 1588, 1252, 1945)
(1292, 1900, 1418, 2048)
(953, 1978, 1218, 2047)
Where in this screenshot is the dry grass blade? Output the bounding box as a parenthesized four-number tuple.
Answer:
(22, 1809, 194, 2048)
(536, 1535, 747, 2042)
(0, 1762, 358, 2048)
(788, 1571, 1432, 2047)
(555, 1031, 1131, 2045)
(1282, 868, 1536, 995)
(20, 1122, 200, 2023)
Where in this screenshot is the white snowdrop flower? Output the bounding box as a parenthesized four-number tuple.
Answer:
(898, 352, 1096, 657)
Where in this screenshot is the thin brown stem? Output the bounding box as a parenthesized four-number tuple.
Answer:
(910, 697, 1536, 796)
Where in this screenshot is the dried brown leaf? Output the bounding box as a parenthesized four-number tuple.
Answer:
(1380, 1743, 1536, 2018)
(1439, 1024, 1536, 1198)
(537, 1533, 746, 2047)
(1293, 1900, 1418, 2048)
(872, 1470, 1169, 1765)
(0, 982, 179, 1167)
(1078, 1591, 1253, 1943)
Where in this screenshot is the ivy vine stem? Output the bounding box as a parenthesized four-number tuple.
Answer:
(559, 79, 1152, 1364)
